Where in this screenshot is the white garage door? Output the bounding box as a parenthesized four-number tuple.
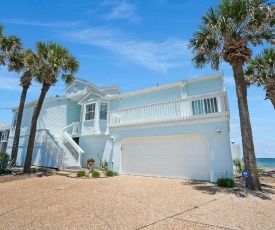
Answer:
(121, 135, 210, 181)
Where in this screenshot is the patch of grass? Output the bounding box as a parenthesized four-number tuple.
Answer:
(105, 170, 117, 177)
(76, 170, 86, 177)
(217, 178, 235, 188)
(92, 171, 100, 178)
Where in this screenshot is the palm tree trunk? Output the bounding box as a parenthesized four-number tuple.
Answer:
(11, 85, 29, 162)
(266, 88, 275, 110)
(232, 63, 261, 191)
(23, 83, 50, 173)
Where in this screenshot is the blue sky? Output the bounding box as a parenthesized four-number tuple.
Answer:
(0, 0, 274, 158)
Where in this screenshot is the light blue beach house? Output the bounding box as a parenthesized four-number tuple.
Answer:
(7, 73, 233, 182)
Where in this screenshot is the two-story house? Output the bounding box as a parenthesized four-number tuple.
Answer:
(7, 73, 233, 182)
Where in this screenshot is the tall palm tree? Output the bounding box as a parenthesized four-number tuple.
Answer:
(245, 47, 275, 109)
(189, 0, 275, 191)
(0, 25, 27, 163)
(9, 51, 33, 162)
(23, 41, 79, 173)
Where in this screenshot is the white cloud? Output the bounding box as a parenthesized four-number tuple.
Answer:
(3, 19, 81, 28)
(0, 67, 21, 90)
(103, 1, 141, 24)
(63, 27, 190, 73)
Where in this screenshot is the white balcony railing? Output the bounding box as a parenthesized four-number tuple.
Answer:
(108, 92, 229, 128)
(63, 122, 80, 136)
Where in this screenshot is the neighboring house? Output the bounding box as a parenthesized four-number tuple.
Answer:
(7, 73, 233, 182)
(0, 124, 10, 152)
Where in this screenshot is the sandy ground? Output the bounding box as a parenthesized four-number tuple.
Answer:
(0, 168, 275, 229)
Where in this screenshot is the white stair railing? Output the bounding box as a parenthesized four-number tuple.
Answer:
(62, 131, 84, 164)
(63, 122, 80, 136)
(34, 129, 65, 170)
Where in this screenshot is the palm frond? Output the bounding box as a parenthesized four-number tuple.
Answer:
(189, 0, 275, 69)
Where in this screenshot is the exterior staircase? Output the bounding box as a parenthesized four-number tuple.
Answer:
(35, 129, 83, 170)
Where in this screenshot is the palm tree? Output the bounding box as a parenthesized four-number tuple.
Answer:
(9, 51, 33, 162)
(0, 24, 22, 66)
(189, 0, 275, 191)
(0, 24, 4, 65)
(245, 47, 275, 109)
(23, 41, 79, 173)
(0, 25, 27, 163)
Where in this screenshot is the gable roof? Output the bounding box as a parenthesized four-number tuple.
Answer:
(66, 77, 122, 95)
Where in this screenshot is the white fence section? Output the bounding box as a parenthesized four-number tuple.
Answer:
(108, 92, 229, 127)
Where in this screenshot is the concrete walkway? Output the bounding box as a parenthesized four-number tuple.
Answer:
(0, 175, 275, 229)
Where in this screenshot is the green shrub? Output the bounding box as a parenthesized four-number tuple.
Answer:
(257, 168, 263, 177)
(105, 170, 116, 177)
(0, 152, 14, 174)
(92, 171, 100, 178)
(76, 170, 86, 177)
(217, 178, 235, 188)
(232, 158, 244, 173)
(0, 152, 8, 161)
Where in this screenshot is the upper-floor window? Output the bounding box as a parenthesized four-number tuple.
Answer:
(100, 103, 108, 120)
(12, 111, 18, 128)
(0, 130, 9, 142)
(85, 103, 96, 120)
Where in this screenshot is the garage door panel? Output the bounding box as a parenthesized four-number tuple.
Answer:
(122, 135, 210, 181)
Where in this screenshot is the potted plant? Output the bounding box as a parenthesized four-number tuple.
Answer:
(87, 158, 95, 166)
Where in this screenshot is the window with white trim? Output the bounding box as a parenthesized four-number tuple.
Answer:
(12, 111, 18, 128)
(85, 103, 96, 120)
(0, 130, 9, 142)
(100, 103, 108, 120)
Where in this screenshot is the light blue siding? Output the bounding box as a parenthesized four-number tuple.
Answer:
(79, 135, 109, 167)
(37, 99, 81, 136)
(99, 120, 107, 133)
(103, 120, 233, 182)
(187, 77, 222, 96)
(81, 94, 100, 104)
(66, 81, 86, 96)
(110, 86, 182, 110)
(110, 100, 120, 110)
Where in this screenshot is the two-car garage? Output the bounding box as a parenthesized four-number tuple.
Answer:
(121, 134, 210, 181)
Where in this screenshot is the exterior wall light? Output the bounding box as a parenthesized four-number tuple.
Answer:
(231, 139, 235, 144)
(110, 136, 115, 142)
(216, 129, 222, 136)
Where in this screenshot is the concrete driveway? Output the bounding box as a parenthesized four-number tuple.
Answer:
(0, 175, 275, 229)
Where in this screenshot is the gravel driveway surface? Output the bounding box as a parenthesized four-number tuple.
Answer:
(0, 175, 274, 229)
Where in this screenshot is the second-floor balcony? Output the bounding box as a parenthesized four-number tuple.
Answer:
(107, 92, 229, 128)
